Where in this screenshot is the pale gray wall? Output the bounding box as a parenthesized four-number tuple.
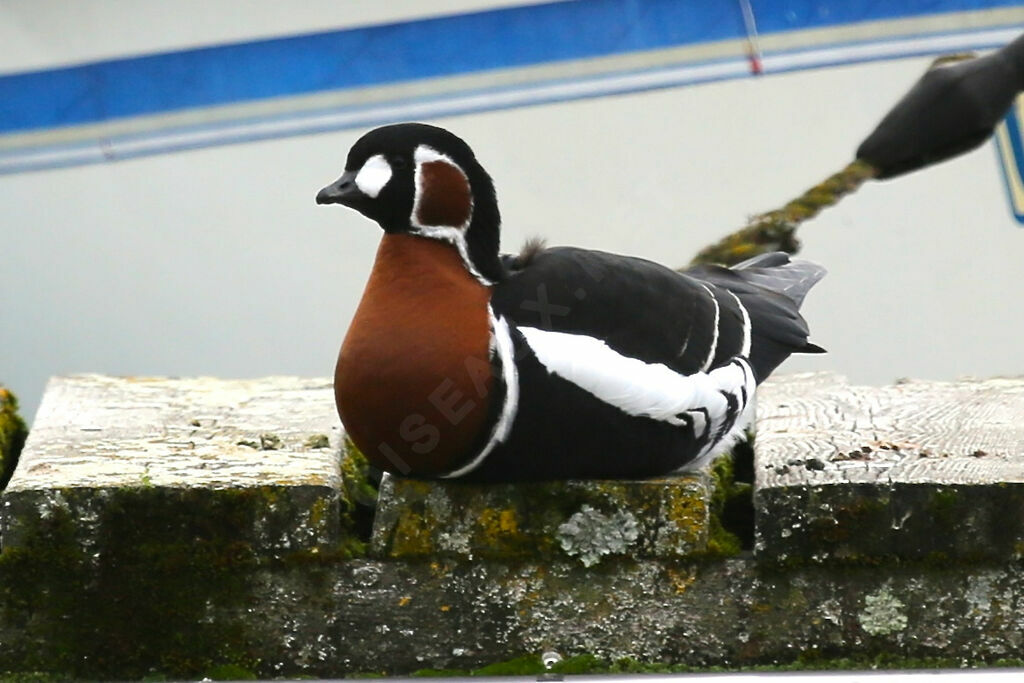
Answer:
(2, 3, 1022, 424)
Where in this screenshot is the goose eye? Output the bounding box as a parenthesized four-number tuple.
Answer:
(391, 157, 408, 171)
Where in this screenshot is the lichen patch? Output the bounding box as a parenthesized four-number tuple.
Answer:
(557, 505, 640, 567)
(859, 584, 909, 636)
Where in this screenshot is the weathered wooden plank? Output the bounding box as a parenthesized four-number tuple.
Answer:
(755, 372, 1024, 563)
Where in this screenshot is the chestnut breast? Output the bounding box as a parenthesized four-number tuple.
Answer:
(335, 233, 494, 476)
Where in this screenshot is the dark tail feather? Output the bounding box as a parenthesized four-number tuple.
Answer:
(733, 253, 829, 360)
(731, 252, 827, 308)
(683, 251, 826, 380)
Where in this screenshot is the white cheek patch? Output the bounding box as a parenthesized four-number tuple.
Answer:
(354, 154, 392, 198)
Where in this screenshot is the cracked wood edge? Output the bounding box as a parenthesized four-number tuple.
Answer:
(7, 374, 343, 492)
(755, 373, 1024, 489)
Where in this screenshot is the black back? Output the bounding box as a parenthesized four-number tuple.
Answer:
(492, 246, 822, 382)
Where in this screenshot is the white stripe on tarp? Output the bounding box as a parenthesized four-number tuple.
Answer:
(0, 25, 1019, 175)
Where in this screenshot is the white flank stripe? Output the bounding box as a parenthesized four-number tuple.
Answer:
(519, 325, 752, 428)
(699, 284, 719, 372)
(729, 291, 752, 358)
(687, 360, 756, 467)
(442, 311, 519, 479)
(414, 144, 457, 168)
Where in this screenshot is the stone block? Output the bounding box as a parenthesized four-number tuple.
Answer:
(7, 371, 1024, 677)
(0, 374, 349, 679)
(324, 559, 1024, 674)
(1, 375, 346, 556)
(370, 464, 730, 564)
(755, 372, 1024, 563)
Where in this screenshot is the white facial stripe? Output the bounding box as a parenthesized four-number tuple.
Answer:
(442, 310, 519, 479)
(518, 326, 754, 430)
(414, 144, 453, 165)
(411, 144, 473, 231)
(414, 225, 493, 286)
(408, 143, 484, 283)
(354, 154, 392, 198)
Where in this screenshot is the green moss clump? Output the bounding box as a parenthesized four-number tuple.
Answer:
(473, 655, 548, 675)
(704, 453, 746, 557)
(387, 492, 439, 556)
(340, 436, 379, 547)
(0, 673, 60, 683)
(0, 386, 28, 491)
(204, 663, 259, 680)
(412, 654, 605, 677)
(928, 487, 961, 527)
(340, 437, 379, 506)
(411, 652, 1024, 677)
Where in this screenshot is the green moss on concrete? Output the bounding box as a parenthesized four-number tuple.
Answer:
(410, 652, 1024, 677)
(858, 584, 909, 636)
(928, 487, 962, 527)
(340, 437, 378, 505)
(473, 654, 549, 675)
(411, 653, 598, 677)
(204, 663, 259, 680)
(0, 487, 303, 679)
(0, 674, 59, 683)
(340, 437, 379, 550)
(705, 454, 744, 556)
(0, 386, 27, 491)
(374, 474, 718, 562)
(373, 449, 755, 563)
(762, 480, 1024, 566)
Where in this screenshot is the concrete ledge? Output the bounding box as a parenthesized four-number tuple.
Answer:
(323, 558, 1024, 673)
(0, 375, 353, 679)
(4, 372, 1024, 678)
(755, 373, 1024, 564)
(371, 470, 719, 563)
(1, 375, 345, 555)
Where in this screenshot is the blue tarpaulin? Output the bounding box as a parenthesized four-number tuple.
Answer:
(1, 0, 1022, 173)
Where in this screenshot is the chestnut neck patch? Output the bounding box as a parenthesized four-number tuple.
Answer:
(415, 159, 473, 229)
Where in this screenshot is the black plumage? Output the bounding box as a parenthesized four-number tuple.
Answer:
(493, 246, 823, 382)
(318, 123, 826, 481)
